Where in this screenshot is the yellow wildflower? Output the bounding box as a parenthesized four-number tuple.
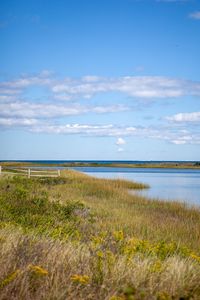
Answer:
(190, 253, 200, 263)
(28, 265, 48, 276)
(157, 291, 171, 300)
(0, 270, 20, 289)
(150, 260, 163, 273)
(113, 230, 124, 241)
(96, 250, 104, 258)
(91, 235, 104, 246)
(70, 274, 90, 285)
(109, 296, 125, 300)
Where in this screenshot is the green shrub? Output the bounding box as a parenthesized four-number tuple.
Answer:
(0, 177, 86, 239)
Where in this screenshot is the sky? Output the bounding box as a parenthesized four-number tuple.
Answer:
(0, 0, 200, 161)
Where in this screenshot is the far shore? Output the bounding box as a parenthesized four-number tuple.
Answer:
(1, 160, 200, 169)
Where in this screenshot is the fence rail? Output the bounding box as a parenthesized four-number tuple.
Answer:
(0, 166, 60, 178)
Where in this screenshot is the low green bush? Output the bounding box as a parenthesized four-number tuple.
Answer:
(0, 176, 85, 239)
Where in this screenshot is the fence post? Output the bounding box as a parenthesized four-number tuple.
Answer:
(28, 168, 31, 178)
(0, 166, 1, 175)
(57, 170, 60, 177)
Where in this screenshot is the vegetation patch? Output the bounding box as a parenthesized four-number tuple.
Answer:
(0, 176, 86, 239)
(0, 170, 200, 299)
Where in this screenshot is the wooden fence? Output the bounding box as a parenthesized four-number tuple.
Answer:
(0, 166, 60, 178)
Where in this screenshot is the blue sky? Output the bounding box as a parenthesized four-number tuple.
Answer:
(0, 0, 200, 160)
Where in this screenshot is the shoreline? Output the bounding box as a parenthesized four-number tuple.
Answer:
(1, 161, 200, 169)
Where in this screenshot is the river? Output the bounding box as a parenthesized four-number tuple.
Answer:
(70, 167, 200, 206)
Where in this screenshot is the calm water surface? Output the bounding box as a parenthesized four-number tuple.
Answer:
(71, 167, 200, 206)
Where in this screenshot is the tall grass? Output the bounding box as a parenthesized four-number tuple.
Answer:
(0, 170, 200, 299)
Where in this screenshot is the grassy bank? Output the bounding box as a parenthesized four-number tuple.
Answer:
(0, 170, 200, 299)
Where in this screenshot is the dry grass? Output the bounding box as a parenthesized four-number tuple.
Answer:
(0, 170, 200, 299)
(54, 170, 200, 250)
(1, 228, 200, 300)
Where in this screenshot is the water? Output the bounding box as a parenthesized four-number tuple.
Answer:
(70, 167, 200, 206)
(4, 162, 200, 206)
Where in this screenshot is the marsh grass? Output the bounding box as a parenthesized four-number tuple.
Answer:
(0, 170, 200, 299)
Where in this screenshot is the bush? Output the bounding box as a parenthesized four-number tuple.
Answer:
(0, 177, 86, 239)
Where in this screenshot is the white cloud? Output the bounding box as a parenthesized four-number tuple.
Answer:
(0, 95, 17, 102)
(0, 116, 199, 145)
(51, 76, 191, 99)
(171, 140, 187, 145)
(0, 101, 128, 118)
(0, 71, 54, 97)
(28, 123, 140, 138)
(52, 76, 200, 100)
(166, 112, 200, 123)
(31, 124, 118, 135)
(53, 94, 73, 101)
(116, 137, 126, 145)
(0, 75, 51, 89)
(0, 117, 39, 127)
(1, 72, 200, 146)
(189, 11, 200, 20)
(0, 89, 20, 95)
(171, 135, 196, 145)
(92, 105, 128, 114)
(81, 76, 101, 82)
(30, 124, 200, 144)
(2, 73, 200, 102)
(117, 148, 124, 152)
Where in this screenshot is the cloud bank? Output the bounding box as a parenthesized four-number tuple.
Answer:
(1, 72, 200, 102)
(1, 71, 200, 145)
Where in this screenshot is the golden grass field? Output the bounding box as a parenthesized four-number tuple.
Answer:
(0, 169, 200, 300)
